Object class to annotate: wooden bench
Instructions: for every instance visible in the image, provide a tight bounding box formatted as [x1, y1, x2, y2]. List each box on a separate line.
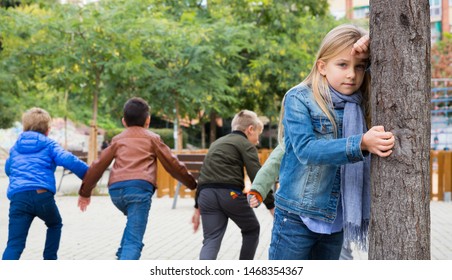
[172, 153, 205, 209]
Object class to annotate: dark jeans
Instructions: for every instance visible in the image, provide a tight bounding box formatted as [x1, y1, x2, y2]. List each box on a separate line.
[2, 190, 62, 260]
[198, 188, 260, 260]
[269, 207, 343, 260]
[109, 180, 154, 260]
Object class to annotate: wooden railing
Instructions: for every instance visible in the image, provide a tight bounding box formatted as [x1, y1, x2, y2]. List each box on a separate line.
[431, 150, 452, 201]
[155, 148, 273, 198]
[156, 149, 208, 198]
[156, 149, 450, 202]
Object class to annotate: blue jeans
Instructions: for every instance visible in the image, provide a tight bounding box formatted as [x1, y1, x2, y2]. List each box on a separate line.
[269, 207, 343, 260]
[109, 180, 154, 260]
[2, 190, 62, 260]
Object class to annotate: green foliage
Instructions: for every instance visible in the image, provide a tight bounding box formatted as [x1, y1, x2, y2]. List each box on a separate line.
[0, 0, 334, 135]
[151, 128, 188, 149]
[104, 127, 187, 150]
[204, 0, 336, 121]
[0, 0, 58, 9]
[104, 127, 123, 141]
[0, 0, 20, 8]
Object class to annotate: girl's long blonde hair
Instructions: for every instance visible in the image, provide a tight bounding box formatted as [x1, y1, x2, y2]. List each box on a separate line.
[278, 24, 371, 146]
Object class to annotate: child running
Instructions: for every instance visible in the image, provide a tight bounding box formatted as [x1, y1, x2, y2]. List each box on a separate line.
[192, 110, 274, 260]
[78, 97, 197, 260]
[2, 107, 88, 260]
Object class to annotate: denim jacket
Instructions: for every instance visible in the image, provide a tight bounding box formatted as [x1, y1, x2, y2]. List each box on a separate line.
[277, 83, 365, 223]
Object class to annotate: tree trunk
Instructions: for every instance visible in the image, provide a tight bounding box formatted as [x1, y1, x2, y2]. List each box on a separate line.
[176, 105, 183, 151]
[369, 0, 431, 259]
[209, 110, 217, 145]
[87, 69, 101, 165]
[268, 117, 273, 148]
[174, 101, 183, 151]
[199, 111, 206, 149]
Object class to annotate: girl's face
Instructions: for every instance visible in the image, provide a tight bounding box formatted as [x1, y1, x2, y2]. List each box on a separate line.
[317, 46, 368, 95]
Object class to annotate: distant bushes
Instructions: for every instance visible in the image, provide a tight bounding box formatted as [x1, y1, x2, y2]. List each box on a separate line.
[104, 127, 187, 149]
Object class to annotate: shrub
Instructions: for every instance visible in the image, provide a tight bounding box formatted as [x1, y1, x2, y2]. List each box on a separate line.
[103, 127, 188, 149]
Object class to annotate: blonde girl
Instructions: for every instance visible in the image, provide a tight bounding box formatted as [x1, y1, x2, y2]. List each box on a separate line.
[255, 24, 395, 260]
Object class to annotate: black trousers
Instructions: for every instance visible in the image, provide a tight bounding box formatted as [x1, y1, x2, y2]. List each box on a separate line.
[198, 188, 260, 260]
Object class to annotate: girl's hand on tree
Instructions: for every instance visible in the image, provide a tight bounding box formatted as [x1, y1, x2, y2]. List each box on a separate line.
[351, 34, 370, 58]
[361, 126, 395, 157]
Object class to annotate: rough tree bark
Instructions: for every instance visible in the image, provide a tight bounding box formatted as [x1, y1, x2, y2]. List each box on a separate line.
[369, 0, 431, 259]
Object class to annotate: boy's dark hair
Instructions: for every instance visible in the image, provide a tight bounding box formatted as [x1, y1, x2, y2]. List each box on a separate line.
[123, 97, 150, 127]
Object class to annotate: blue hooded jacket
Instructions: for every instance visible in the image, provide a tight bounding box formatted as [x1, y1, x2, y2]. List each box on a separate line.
[5, 131, 88, 199]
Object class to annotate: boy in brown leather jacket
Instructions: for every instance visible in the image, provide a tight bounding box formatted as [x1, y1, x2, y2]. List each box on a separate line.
[78, 97, 197, 260]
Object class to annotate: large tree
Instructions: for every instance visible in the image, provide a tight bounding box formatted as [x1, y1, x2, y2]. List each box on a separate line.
[369, 0, 431, 259]
[0, 4, 54, 128]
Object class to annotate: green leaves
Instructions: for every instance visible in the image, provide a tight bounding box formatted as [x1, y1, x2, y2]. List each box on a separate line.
[0, 0, 334, 132]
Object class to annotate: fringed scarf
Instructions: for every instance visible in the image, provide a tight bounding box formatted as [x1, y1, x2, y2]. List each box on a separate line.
[330, 87, 370, 251]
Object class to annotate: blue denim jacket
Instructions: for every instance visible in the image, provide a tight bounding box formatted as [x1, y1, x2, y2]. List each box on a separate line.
[277, 83, 365, 223]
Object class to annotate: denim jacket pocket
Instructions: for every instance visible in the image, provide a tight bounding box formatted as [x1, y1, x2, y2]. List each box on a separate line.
[311, 116, 334, 139]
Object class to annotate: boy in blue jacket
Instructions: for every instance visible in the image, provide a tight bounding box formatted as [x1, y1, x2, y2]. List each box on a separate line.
[2, 107, 88, 260]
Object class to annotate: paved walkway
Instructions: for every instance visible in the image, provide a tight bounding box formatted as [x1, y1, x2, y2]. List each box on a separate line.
[0, 168, 451, 260]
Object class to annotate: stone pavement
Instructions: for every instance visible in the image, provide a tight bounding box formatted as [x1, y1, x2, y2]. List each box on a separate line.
[0, 168, 451, 260]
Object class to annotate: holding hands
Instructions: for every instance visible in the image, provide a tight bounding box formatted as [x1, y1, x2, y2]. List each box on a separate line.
[247, 193, 275, 216]
[247, 194, 261, 208]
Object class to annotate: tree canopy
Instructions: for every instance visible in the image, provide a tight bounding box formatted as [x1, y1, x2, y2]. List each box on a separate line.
[1, 0, 338, 147]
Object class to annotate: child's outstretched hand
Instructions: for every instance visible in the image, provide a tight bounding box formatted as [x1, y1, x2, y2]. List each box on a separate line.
[361, 126, 395, 157]
[78, 196, 91, 212]
[192, 208, 201, 233]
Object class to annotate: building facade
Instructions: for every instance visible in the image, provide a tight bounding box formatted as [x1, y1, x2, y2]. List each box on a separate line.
[328, 0, 451, 42]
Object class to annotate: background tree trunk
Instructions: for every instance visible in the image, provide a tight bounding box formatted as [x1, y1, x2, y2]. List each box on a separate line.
[209, 111, 217, 145]
[369, 0, 431, 259]
[87, 68, 101, 165]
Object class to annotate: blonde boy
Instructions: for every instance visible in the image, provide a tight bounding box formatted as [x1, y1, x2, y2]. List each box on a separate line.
[192, 110, 274, 260]
[3, 108, 88, 259]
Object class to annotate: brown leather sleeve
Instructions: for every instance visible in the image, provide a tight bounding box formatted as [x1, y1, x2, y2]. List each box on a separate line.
[78, 145, 115, 197]
[153, 137, 197, 190]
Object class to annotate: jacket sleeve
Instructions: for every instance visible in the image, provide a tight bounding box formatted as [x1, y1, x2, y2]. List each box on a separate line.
[283, 90, 364, 165]
[51, 142, 89, 179]
[153, 137, 197, 190]
[5, 156, 11, 176]
[78, 145, 115, 198]
[249, 144, 284, 199]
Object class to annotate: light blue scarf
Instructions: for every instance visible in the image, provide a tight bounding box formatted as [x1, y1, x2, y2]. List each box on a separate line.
[330, 87, 370, 250]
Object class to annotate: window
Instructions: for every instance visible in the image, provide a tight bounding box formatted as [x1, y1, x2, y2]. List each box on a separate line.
[353, 6, 369, 19]
[430, 0, 442, 18]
